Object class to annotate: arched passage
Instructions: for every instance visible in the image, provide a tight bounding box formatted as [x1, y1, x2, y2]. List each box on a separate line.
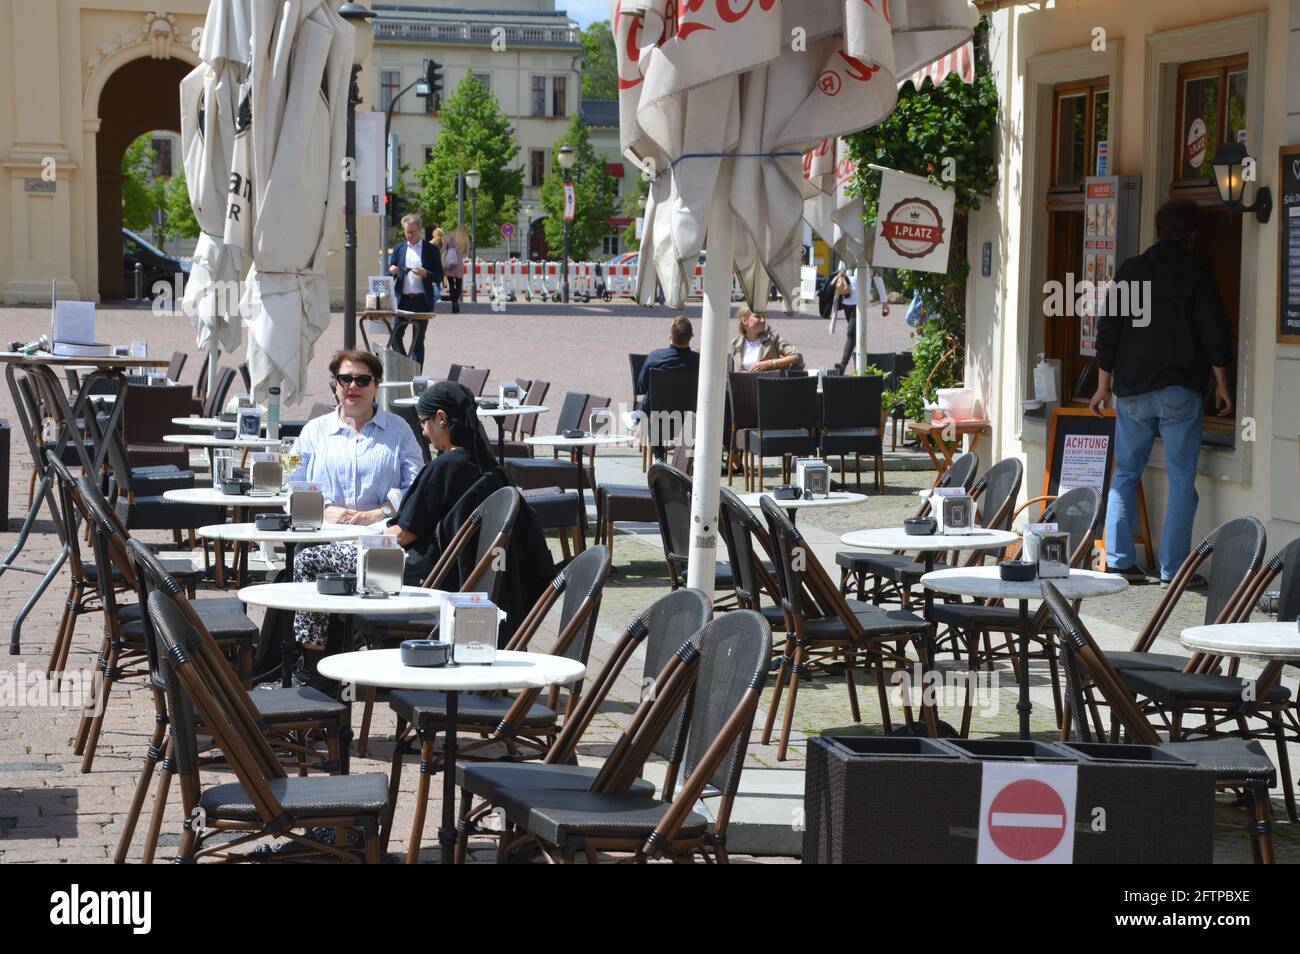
[95, 55, 191, 299]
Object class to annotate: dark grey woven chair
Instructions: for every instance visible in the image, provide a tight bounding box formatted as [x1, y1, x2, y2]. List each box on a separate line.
[491, 608, 769, 863]
[385, 545, 612, 860]
[760, 496, 928, 757]
[1040, 579, 1277, 864]
[835, 450, 979, 601]
[745, 374, 818, 491]
[148, 591, 388, 863]
[726, 370, 762, 489]
[201, 366, 237, 417]
[166, 350, 187, 383]
[819, 374, 885, 492]
[647, 461, 734, 599]
[644, 366, 698, 461]
[458, 366, 491, 396]
[718, 486, 785, 633]
[504, 390, 589, 489]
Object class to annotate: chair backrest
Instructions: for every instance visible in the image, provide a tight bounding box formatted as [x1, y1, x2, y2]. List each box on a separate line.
[1039, 485, 1103, 567]
[865, 352, 896, 386]
[123, 383, 193, 445]
[237, 361, 251, 393]
[629, 353, 649, 401]
[760, 495, 818, 620]
[647, 461, 693, 571]
[581, 393, 611, 431]
[646, 367, 698, 417]
[719, 486, 770, 608]
[942, 451, 980, 493]
[1202, 516, 1266, 626]
[458, 366, 490, 396]
[433, 484, 521, 600]
[203, 366, 237, 417]
[1040, 580, 1160, 746]
[821, 374, 884, 430]
[1275, 539, 1300, 623]
[515, 378, 549, 439]
[757, 374, 818, 432]
[971, 457, 1023, 530]
[195, 356, 211, 400]
[148, 591, 204, 781]
[727, 371, 762, 433]
[554, 391, 588, 433]
[167, 351, 187, 382]
[447, 363, 469, 382]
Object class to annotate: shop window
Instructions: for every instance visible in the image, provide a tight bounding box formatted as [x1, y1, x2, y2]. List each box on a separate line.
[381, 70, 401, 112]
[530, 76, 546, 117]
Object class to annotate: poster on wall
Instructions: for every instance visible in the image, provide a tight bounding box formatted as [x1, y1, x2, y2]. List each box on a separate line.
[870, 167, 956, 274]
[1279, 145, 1300, 344]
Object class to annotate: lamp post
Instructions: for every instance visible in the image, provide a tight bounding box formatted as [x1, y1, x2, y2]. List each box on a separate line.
[521, 203, 535, 261]
[465, 168, 481, 302]
[1210, 141, 1272, 224]
[339, 2, 375, 350]
[558, 145, 576, 304]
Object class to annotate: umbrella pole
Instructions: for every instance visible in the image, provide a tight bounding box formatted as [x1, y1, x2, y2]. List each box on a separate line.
[207, 343, 220, 402]
[685, 167, 735, 599]
[855, 279, 868, 373]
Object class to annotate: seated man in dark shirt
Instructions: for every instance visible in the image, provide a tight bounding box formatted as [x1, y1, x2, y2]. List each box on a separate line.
[637, 315, 699, 399]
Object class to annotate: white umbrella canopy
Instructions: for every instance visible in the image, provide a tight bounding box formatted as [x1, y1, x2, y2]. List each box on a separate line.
[180, 0, 252, 363]
[803, 137, 866, 269]
[232, 0, 352, 406]
[615, 0, 978, 594]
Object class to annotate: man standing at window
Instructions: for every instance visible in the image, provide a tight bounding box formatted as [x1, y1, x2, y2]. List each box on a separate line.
[1090, 199, 1233, 585]
[388, 213, 443, 368]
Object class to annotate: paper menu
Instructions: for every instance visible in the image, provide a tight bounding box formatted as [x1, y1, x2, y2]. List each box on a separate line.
[52, 300, 95, 345]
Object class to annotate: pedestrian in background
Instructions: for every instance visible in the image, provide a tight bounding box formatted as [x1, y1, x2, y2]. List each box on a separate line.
[429, 227, 446, 310]
[834, 264, 889, 373]
[444, 225, 468, 314]
[388, 213, 443, 368]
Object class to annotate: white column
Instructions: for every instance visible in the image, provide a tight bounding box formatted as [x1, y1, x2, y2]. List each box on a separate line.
[855, 267, 868, 373]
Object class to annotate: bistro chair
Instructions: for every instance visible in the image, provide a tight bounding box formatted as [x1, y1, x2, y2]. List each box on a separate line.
[166, 350, 187, 383]
[718, 486, 784, 632]
[725, 370, 763, 489]
[447, 363, 471, 383]
[889, 352, 915, 447]
[647, 462, 735, 603]
[1041, 580, 1277, 864]
[643, 367, 698, 462]
[385, 545, 611, 860]
[201, 366, 237, 418]
[490, 610, 769, 864]
[819, 373, 886, 492]
[458, 366, 491, 397]
[503, 390, 588, 490]
[148, 592, 388, 863]
[746, 375, 818, 491]
[450, 588, 711, 860]
[123, 382, 193, 469]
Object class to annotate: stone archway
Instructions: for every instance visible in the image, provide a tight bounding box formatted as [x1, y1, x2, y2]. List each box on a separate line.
[93, 55, 193, 299]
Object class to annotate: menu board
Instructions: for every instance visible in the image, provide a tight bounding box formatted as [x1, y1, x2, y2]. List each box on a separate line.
[1080, 176, 1142, 356]
[1280, 145, 1300, 344]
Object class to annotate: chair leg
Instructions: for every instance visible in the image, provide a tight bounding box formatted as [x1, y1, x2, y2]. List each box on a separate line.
[854, 454, 861, 490]
[1271, 723, 1297, 823]
[558, 526, 572, 561]
[1248, 780, 1275, 864]
[78, 641, 122, 772]
[405, 733, 437, 864]
[358, 687, 376, 758]
[762, 635, 794, 745]
[776, 641, 807, 761]
[381, 719, 409, 851]
[142, 740, 174, 865]
[843, 648, 861, 723]
[114, 693, 168, 863]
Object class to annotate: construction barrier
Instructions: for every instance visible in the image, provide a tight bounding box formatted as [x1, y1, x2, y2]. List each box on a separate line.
[465, 259, 744, 302]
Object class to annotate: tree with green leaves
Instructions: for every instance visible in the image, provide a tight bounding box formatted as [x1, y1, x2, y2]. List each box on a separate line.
[620, 173, 648, 252]
[580, 20, 618, 101]
[121, 134, 163, 232]
[414, 73, 522, 247]
[539, 114, 618, 261]
[163, 168, 200, 241]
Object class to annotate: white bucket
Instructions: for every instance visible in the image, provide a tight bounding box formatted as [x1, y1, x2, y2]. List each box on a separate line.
[936, 387, 974, 420]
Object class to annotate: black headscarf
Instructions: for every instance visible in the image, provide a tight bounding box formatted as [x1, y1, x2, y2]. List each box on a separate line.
[417, 381, 497, 471]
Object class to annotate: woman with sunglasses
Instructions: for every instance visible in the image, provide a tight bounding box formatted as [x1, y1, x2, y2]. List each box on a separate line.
[291, 349, 424, 526]
[290, 381, 496, 648]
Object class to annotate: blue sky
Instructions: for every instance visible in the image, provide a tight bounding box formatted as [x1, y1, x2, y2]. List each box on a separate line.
[563, 0, 609, 28]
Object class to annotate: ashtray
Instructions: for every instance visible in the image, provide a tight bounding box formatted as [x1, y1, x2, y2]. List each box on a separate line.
[400, 639, 451, 667]
[1000, 560, 1037, 582]
[904, 516, 937, 536]
[478, 399, 499, 410]
[772, 485, 799, 501]
[220, 479, 251, 496]
[214, 429, 237, 440]
[254, 513, 291, 531]
[316, 572, 356, 595]
[218, 412, 237, 423]
[561, 428, 586, 439]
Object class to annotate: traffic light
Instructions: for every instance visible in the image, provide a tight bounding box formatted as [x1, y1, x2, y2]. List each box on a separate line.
[424, 59, 444, 109]
[386, 192, 404, 222]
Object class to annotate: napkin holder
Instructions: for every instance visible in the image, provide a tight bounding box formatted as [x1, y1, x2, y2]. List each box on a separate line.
[410, 375, 431, 398]
[589, 407, 616, 438]
[1034, 530, 1071, 579]
[288, 489, 325, 531]
[400, 639, 451, 668]
[236, 407, 261, 439]
[357, 539, 405, 598]
[442, 593, 499, 665]
[934, 490, 974, 535]
[772, 485, 799, 501]
[248, 460, 282, 497]
[499, 382, 522, 408]
[795, 458, 831, 498]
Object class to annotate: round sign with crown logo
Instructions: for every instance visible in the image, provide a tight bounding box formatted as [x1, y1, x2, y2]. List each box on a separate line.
[881, 196, 946, 259]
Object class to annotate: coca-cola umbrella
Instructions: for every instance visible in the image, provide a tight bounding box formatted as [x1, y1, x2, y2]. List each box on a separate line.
[616, 0, 977, 593]
[228, 0, 352, 406]
[180, 0, 252, 390]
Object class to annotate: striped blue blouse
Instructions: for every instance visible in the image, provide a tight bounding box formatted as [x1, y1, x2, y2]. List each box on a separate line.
[293, 406, 424, 511]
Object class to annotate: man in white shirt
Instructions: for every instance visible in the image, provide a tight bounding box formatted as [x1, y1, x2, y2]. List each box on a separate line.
[836, 265, 890, 372]
[388, 213, 443, 368]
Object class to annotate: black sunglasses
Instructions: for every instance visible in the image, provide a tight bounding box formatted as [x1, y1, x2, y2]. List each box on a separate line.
[334, 373, 375, 388]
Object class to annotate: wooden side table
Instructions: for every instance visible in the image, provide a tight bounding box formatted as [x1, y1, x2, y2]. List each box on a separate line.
[908, 419, 991, 475]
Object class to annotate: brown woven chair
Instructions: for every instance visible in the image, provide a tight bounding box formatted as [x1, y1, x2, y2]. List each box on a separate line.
[458, 366, 490, 396]
[166, 350, 187, 383]
[123, 382, 193, 469]
[1041, 580, 1277, 864]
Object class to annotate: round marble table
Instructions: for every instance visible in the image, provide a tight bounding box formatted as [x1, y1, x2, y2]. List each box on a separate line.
[478, 404, 548, 460]
[171, 416, 228, 431]
[163, 433, 279, 449]
[200, 520, 381, 595]
[165, 487, 290, 508]
[921, 566, 1127, 739]
[1180, 622, 1300, 662]
[525, 433, 634, 541]
[739, 490, 867, 524]
[318, 648, 586, 865]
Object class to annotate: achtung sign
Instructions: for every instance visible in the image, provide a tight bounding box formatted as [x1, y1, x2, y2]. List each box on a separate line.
[870, 167, 956, 274]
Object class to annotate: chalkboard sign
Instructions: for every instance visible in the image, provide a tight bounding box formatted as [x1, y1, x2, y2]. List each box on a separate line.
[1280, 146, 1300, 344]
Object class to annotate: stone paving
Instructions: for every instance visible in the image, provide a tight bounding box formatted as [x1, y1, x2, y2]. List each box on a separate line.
[0, 302, 1294, 863]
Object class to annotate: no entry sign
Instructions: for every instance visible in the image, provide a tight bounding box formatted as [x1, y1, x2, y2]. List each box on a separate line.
[977, 764, 1077, 864]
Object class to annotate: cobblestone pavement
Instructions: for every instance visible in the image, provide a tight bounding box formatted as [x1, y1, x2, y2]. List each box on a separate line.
[0, 303, 1293, 863]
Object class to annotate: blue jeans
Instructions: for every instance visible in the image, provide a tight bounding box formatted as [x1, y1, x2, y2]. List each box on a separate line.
[1105, 385, 1203, 580]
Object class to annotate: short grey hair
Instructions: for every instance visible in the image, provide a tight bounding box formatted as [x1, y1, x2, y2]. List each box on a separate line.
[401, 213, 423, 229]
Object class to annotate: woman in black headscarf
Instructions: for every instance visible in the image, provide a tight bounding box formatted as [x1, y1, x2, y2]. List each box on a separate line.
[291, 381, 497, 646]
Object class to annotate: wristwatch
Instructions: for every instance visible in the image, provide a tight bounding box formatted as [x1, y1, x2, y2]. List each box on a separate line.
[381, 499, 397, 519]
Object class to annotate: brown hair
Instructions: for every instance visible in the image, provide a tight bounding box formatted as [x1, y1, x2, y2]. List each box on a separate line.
[670, 316, 693, 346]
[431, 227, 445, 248]
[1155, 198, 1199, 243]
[328, 349, 383, 381]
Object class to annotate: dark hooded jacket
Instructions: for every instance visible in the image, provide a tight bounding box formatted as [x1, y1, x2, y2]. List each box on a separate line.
[1094, 238, 1232, 397]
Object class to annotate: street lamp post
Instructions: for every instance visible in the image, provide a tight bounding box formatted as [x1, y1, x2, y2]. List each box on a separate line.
[339, 2, 375, 351]
[558, 145, 576, 304]
[465, 168, 481, 302]
[522, 203, 535, 262]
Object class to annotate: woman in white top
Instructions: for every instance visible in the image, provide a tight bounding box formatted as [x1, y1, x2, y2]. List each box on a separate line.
[728, 306, 804, 373]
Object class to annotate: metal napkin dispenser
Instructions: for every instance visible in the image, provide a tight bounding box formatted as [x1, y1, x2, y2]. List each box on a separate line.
[499, 382, 522, 408]
[249, 459, 282, 496]
[288, 489, 325, 530]
[356, 538, 405, 597]
[934, 489, 975, 535]
[1031, 529, 1071, 579]
[795, 458, 831, 498]
[442, 593, 499, 665]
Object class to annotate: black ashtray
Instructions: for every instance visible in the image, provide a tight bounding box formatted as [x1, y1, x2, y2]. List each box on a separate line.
[1000, 560, 1036, 582]
[254, 513, 291, 531]
[220, 479, 251, 496]
[400, 638, 451, 667]
[904, 516, 936, 535]
[772, 484, 799, 501]
[561, 428, 586, 439]
[214, 429, 237, 440]
[218, 412, 237, 423]
[316, 572, 356, 595]
[478, 399, 499, 410]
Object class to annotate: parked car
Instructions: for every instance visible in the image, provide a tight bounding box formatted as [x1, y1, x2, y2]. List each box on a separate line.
[122, 228, 189, 298]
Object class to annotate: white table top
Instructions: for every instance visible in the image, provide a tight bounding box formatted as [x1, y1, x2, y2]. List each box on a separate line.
[198, 521, 383, 544]
[165, 487, 290, 507]
[238, 581, 448, 616]
[318, 648, 585, 692]
[920, 566, 1127, 601]
[839, 527, 1021, 552]
[1180, 622, 1300, 661]
[0, 352, 170, 368]
[171, 416, 228, 430]
[524, 433, 633, 449]
[164, 433, 280, 449]
[379, 380, 417, 390]
[477, 404, 548, 418]
[740, 491, 868, 510]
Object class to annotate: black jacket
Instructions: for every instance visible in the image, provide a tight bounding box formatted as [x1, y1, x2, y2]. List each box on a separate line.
[389, 240, 444, 303]
[637, 345, 699, 396]
[1095, 238, 1232, 397]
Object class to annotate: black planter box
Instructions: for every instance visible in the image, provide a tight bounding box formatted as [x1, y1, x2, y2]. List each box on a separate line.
[803, 736, 1216, 864]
